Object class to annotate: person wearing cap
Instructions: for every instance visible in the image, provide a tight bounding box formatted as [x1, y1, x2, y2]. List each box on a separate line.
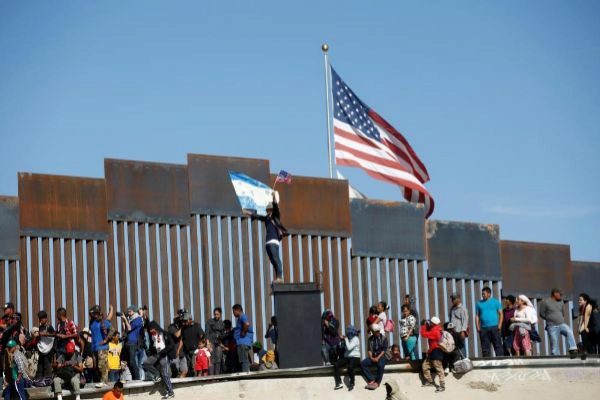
[121, 305, 143, 380]
[449, 293, 469, 355]
[78, 327, 95, 384]
[4, 339, 29, 400]
[35, 310, 56, 379]
[53, 341, 83, 400]
[333, 325, 360, 391]
[360, 323, 388, 390]
[179, 311, 205, 377]
[420, 316, 445, 392]
[539, 288, 578, 357]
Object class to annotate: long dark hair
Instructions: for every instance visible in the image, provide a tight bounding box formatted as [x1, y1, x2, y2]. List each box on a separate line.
[579, 293, 591, 311]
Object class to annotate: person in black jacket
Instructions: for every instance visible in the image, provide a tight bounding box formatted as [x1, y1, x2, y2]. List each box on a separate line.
[259, 191, 288, 283]
[142, 321, 175, 399]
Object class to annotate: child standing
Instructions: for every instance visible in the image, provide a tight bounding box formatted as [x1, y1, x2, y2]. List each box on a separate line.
[194, 338, 211, 376]
[107, 332, 122, 382]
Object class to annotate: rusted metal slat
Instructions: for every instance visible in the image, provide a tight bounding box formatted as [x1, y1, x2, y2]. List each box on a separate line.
[416, 261, 428, 355]
[64, 240, 74, 321]
[31, 237, 40, 319]
[389, 259, 400, 347]
[261, 225, 273, 324]
[241, 218, 252, 319]
[210, 218, 222, 309]
[190, 217, 201, 320]
[116, 223, 128, 315]
[220, 218, 231, 315]
[180, 224, 191, 313]
[106, 224, 117, 327]
[340, 239, 351, 331]
[311, 237, 319, 285]
[351, 257, 360, 328]
[86, 240, 96, 312]
[0, 261, 5, 303]
[9, 259, 18, 306]
[0, 196, 20, 260]
[19, 245, 29, 324]
[169, 225, 181, 310]
[128, 224, 139, 307]
[301, 236, 310, 283]
[148, 224, 160, 323]
[379, 259, 389, 313]
[427, 277, 436, 320]
[97, 241, 107, 311]
[200, 216, 212, 321]
[321, 237, 331, 311]
[75, 240, 85, 327]
[369, 258, 378, 308]
[282, 236, 291, 283]
[53, 239, 63, 311]
[360, 258, 369, 322]
[42, 238, 51, 313]
[138, 224, 148, 309]
[159, 224, 170, 325]
[230, 218, 241, 319]
[251, 219, 264, 347]
[291, 235, 300, 283]
[331, 238, 341, 317]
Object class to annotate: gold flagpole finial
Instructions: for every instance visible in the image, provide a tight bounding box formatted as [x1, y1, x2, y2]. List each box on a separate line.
[321, 43, 329, 52]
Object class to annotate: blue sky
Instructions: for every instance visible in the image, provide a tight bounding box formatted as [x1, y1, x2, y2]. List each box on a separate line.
[1, 1, 599, 260]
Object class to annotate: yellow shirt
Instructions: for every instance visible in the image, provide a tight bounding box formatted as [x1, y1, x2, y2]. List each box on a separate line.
[107, 342, 122, 370]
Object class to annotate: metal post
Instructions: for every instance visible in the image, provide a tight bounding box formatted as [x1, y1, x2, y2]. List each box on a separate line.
[322, 44, 334, 179]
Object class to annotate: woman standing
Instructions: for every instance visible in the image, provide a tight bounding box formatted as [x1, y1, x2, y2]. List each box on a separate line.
[510, 295, 537, 356]
[399, 305, 417, 360]
[578, 293, 593, 356]
[260, 191, 288, 283]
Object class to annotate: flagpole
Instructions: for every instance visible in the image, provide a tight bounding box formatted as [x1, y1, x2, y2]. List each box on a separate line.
[322, 43, 334, 179]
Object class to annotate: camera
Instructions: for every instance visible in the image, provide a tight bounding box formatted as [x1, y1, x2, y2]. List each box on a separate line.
[116, 311, 123, 317]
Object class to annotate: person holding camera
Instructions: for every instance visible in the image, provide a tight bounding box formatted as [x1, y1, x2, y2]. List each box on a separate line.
[420, 317, 445, 393]
[120, 305, 143, 380]
[168, 310, 187, 378]
[90, 304, 114, 387]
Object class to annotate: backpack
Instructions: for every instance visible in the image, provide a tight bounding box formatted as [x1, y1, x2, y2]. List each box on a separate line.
[25, 350, 39, 378]
[438, 331, 456, 353]
[384, 319, 394, 333]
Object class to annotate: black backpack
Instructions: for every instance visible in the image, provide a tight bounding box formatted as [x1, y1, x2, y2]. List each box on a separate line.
[589, 308, 600, 335]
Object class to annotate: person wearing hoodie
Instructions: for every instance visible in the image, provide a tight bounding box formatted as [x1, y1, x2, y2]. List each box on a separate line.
[384, 380, 409, 400]
[420, 316, 445, 393]
[121, 305, 143, 380]
[510, 294, 537, 356]
[142, 321, 175, 399]
[333, 325, 361, 391]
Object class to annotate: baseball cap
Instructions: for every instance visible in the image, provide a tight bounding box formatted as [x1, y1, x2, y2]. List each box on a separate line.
[430, 316, 441, 325]
[7, 339, 17, 348]
[65, 342, 76, 354]
[126, 305, 137, 313]
[3, 302, 14, 310]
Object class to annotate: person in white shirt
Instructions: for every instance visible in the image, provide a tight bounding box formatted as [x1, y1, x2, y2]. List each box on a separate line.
[333, 325, 361, 391]
[509, 295, 537, 356]
[375, 301, 389, 333]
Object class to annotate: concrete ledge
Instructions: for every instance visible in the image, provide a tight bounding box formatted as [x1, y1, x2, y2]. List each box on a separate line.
[27, 356, 600, 399]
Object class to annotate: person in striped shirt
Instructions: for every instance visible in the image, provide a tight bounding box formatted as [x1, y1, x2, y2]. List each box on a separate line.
[5, 339, 29, 400]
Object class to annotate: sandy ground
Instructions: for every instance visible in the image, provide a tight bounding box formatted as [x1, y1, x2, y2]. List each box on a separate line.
[127, 367, 600, 400]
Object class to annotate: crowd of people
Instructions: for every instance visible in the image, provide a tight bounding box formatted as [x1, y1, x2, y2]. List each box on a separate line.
[0, 301, 277, 400]
[0, 286, 597, 399]
[323, 288, 599, 393]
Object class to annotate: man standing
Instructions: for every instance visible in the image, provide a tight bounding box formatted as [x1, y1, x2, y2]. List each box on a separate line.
[539, 288, 578, 357]
[35, 310, 56, 379]
[205, 307, 224, 375]
[121, 305, 143, 380]
[360, 324, 388, 390]
[449, 293, 469, 354]
[476, 287, 503, 357]
[180, 312, 205, 376]
[232, 304, 254, 372]
[501, 295, 516, 356]
[90, 305, 114, 387]
[4, 339, 29, 400]
[56, 307, 79, 355]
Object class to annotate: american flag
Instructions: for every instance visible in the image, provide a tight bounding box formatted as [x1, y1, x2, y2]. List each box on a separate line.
[331, 66, 434, 217]
[275, 170, 292, 184]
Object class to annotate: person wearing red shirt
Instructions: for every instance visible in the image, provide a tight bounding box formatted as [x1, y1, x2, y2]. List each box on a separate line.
[420, 317, 445, 393]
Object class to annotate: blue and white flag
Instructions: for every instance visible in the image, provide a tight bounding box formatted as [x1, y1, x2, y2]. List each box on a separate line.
[229, 171, 273, 216]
